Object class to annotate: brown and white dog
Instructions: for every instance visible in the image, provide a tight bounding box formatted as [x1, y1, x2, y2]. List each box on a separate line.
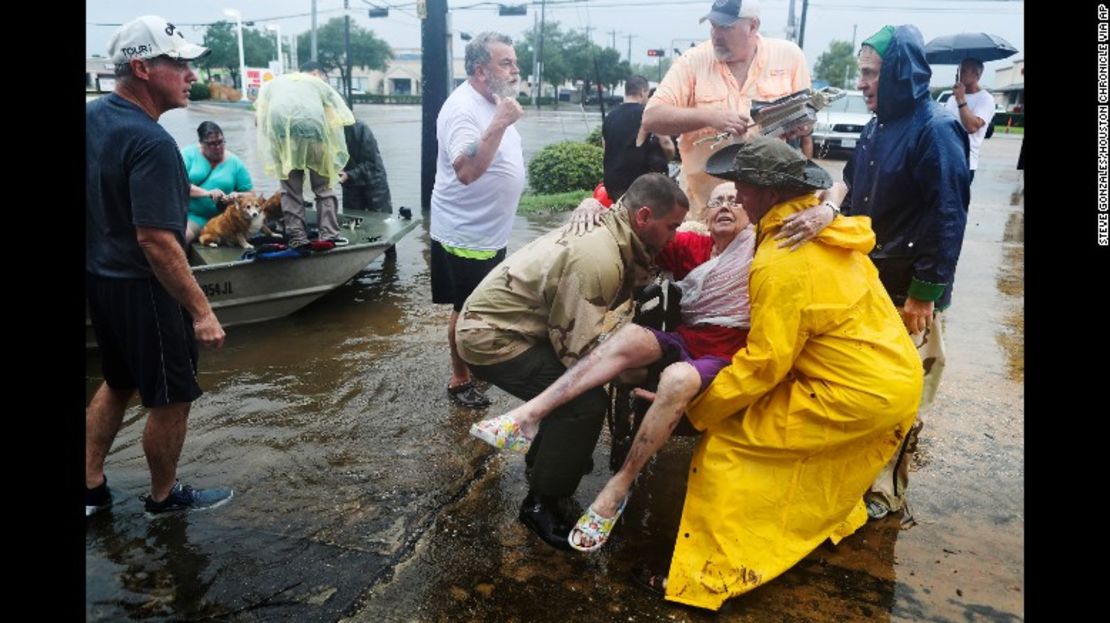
[257, 191, 284, 236]
[198, 192, 264, 249]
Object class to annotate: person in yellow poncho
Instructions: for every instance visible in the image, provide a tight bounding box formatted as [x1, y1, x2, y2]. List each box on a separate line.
[642, 136, 923, 611]
[255, 61, 355, 250]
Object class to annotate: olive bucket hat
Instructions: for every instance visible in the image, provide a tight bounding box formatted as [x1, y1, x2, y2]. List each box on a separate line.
[705, 136, 832, 192]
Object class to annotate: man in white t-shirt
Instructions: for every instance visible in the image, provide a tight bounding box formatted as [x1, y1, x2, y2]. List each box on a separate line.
[430, 31, 525, 409]
[945, 57, 995, 183]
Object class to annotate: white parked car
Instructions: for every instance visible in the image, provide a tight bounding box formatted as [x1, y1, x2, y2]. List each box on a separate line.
[811, 90, 873, 155]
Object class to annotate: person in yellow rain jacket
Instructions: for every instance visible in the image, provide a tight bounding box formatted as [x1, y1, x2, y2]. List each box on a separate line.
[256, 61, 355, 250]
[643, 136, 923, 611]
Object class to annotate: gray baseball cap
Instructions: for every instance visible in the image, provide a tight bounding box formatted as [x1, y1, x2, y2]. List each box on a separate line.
[699, 0, 761, 27]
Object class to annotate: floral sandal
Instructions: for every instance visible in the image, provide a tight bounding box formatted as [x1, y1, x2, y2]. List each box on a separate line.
[468, 413, 532, 454]
[567, 496, 628, 552]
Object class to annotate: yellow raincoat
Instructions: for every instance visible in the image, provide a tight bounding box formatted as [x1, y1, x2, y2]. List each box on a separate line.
[667, 194, 923, 610]
[255, 72, 355, 186]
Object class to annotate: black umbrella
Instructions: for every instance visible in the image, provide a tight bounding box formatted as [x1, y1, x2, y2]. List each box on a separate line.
[924, 32, 1018, 65]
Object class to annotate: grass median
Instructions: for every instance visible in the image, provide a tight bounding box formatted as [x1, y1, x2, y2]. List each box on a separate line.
[518, 190, 593, 214]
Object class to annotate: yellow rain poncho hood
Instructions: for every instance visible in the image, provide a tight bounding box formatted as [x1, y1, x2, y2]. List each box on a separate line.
[255, 72, 355, 185]
[666, 194, 924, 610]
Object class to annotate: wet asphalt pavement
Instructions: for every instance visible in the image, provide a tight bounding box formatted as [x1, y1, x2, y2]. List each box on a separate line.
[86, 102, 1023, 622]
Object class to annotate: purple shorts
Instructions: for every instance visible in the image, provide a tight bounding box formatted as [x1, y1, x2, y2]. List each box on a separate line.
[645, 327, 730, 393]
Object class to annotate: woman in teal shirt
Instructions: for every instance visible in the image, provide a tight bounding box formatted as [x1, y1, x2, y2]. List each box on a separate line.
[182, 121, 254, 243]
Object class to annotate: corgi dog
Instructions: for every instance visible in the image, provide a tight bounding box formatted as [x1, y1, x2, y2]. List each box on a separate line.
[198, 192, 263, 249]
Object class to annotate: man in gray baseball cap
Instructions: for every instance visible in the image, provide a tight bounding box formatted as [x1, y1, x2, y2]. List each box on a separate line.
[86, 16, 232, 518]
[642, 0, 820, 221]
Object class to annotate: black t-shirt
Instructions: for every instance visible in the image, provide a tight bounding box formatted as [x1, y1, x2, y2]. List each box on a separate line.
[86, 93, 190, 278]
[602, 102, 667, 200]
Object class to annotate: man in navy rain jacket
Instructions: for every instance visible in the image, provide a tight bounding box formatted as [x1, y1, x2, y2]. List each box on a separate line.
[842, 24, 970, 519]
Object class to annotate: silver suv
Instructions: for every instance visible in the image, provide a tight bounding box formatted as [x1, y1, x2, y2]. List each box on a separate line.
[812, 90, 873, 155]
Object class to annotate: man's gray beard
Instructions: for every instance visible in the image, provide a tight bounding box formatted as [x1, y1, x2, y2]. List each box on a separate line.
[490, 76, 518, 99]
[714, 47, 734, 62]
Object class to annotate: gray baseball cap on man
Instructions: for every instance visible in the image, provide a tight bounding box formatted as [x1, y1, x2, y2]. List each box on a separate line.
[699, 0, 762, 26]
[108, 15, 210, 64]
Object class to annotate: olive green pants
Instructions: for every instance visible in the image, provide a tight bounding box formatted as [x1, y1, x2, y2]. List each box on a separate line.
[469, 343, 608, 498]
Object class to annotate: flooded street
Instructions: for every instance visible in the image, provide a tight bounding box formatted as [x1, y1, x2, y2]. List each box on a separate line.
[86, 103, 1023, 622]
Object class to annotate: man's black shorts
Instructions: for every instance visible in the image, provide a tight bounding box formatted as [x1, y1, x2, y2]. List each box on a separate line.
[87, 273, 202, 408]
[430, 240, 506, 312]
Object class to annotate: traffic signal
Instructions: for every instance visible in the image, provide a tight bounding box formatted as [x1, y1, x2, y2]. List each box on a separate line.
[368, 8, 389, 18]
[646, 49, 666, 57]
[498, 4, 527, 15]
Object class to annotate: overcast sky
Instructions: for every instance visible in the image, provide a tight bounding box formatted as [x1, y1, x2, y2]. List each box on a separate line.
[86, 0, 1025, 88]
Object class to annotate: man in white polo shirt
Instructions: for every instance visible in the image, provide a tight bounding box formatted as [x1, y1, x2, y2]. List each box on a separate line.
[430, 31, 525, 409]
[945, 57, 995, 183]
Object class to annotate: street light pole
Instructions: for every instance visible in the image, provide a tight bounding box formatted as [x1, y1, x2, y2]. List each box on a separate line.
[266, 24, 283, 73]
[224, 8, 249, 101]
[311, 0, 318, 61]
[344, 0, 352, 103]
[536, 0, 546, 110]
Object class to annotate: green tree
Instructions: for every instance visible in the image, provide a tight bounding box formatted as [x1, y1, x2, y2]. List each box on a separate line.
[516, 24, 631, 104]
[242, 27, 277, 67]
[296, 18, 392, 90]
[199, 21, 238, 83]
[198, 21, 281, 86]
[814, 40, 857, 89]
[631, 58, 673, 83]
[595, 48, 631, 92]
[564, 34, 631, 97]
[515, 22, 572, 104]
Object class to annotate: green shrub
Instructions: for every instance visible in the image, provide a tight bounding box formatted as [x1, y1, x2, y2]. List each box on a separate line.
[517, 96, 559, 107]
[527, 141, 604, 194]
[189, 82, 211, 101]
[585, 126, 603, 147]
[518, 190, 592, 214]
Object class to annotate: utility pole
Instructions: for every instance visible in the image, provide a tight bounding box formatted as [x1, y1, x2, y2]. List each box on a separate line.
[843, 23, 858, 88]
[787, 0, 797, 42]
[422, 0, 449, 210]
[798, 0, 809, 50]
[608, 30, 618, 50]
[531, 8, 539, 107]
[625, 34, 636, 64]
[311, 0, 318, 61]
[536, 0, 546, 109]
[344, 0, 352, 103]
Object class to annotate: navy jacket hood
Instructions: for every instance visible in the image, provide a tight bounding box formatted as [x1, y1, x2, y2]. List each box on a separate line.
[875, 25, 933, 123]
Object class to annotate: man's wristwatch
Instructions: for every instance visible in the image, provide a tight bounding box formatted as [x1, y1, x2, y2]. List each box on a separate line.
[822, 200, 841, 216]
[957, 101, 967, 108]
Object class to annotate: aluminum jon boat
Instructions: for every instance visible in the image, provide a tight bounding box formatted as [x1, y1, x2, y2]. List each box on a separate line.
[86, 209, 420, 349]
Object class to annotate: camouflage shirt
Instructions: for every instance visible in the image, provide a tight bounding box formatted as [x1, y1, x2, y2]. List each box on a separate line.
[456, 206, 655, 368]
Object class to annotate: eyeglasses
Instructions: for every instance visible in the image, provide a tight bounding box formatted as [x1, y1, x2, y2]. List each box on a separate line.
[202, 139, 226, 147]
[706, 198, 738, 209]
[149, 56, 194, 71]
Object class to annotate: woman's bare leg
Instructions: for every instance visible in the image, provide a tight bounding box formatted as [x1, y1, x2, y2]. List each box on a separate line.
[500, 324, 663, 438]
[580, 362, 702, 541]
